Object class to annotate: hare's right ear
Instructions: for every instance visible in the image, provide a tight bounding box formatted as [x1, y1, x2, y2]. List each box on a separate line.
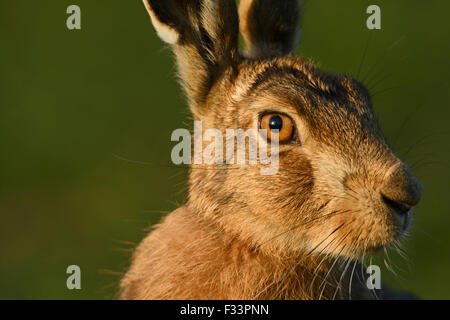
[239, 0, 301, 58]
[143, 0, 240, 117]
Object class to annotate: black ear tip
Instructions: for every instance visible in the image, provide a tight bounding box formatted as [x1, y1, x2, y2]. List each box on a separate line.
[142, 0, 241, 109]
[239, 0, 302, 58]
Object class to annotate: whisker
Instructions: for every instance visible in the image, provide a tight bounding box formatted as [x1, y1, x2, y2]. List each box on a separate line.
[253, 223, 346, 300]
[361, 35, 405, 84]
[333, 242, 360, 300]
[371, 85, 402, 98]
[255, 209, 351, 251]
[356, 32, 374, 80]
[318, 228, 355, 299]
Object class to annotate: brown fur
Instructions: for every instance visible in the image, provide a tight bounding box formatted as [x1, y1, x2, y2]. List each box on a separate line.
[120, 0, 423, 300]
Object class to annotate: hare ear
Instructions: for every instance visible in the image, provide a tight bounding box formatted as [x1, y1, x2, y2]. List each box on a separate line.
[143, 0, 240, 117]
[239, 0, 301, 58]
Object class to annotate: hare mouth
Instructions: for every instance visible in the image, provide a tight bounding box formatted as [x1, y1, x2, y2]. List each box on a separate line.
[381, 194, 414, 236]
[394, 209, 413, 235]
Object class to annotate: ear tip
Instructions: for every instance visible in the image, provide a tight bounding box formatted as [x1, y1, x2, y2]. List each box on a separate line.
[143, 0, 180, 45]
[142, 0, 151, 11]
[238, 0, 302, 58]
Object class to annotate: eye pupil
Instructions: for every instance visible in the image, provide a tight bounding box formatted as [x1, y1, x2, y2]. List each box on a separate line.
[269, 116, 283, 131]
[260, 113, 296, 143]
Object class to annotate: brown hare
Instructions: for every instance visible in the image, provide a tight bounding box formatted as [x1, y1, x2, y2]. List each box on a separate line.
[120, 0, 423, 300]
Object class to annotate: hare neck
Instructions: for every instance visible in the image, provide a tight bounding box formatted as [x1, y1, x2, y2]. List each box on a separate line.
[179, 205, 372, 299]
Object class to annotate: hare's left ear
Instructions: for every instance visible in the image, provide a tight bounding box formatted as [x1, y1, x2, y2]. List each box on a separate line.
[143, 0, 240, 117]
[239, 0, 301, 58]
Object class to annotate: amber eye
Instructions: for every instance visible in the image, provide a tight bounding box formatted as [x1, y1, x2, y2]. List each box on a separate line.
[260, 113, 295, 142]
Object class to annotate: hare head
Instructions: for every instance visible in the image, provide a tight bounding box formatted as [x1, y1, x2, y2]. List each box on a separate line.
[143, 0, 423, 261]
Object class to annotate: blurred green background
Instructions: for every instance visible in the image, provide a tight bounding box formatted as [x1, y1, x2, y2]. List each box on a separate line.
[0, 0, 449, 299]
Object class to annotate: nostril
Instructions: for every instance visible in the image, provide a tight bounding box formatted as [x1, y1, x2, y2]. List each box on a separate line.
[381, 194, 412, 216]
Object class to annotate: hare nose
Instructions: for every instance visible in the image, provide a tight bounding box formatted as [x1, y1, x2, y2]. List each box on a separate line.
[380, 163, 423, 215]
